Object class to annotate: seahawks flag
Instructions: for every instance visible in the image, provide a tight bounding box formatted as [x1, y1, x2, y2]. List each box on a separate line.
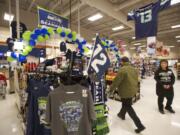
[88, 36, 110, 79]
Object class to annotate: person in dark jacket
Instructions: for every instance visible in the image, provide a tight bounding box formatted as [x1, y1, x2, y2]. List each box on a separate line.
[154, 59, 175, 114]
[110, 57, 145, 133]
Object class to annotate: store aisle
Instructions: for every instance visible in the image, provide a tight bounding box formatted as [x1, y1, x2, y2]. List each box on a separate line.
[107, 77, 180, 135]
[0, 94, 23, 135]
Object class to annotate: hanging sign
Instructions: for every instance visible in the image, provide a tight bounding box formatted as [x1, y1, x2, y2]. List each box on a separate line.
[147, 36, 156, 56]
[38, 7, 68, 28]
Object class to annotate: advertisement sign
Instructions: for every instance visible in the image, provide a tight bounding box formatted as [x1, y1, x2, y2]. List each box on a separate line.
[147, 36, 156, 55]
[38, 7, 68, 28]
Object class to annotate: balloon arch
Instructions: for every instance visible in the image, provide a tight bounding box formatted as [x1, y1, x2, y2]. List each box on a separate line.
[7, 27, 120, 62]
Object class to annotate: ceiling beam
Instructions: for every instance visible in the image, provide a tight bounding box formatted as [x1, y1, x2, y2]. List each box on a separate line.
[114, 0, 143, 11]
[28, 0, 36, 11]
[81, 0, 134, 29]
[51, 0, 62, 11]
[61, 1, 85, 17]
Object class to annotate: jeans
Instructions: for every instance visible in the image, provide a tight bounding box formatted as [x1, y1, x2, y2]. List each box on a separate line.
[158, 92, 174, 110]
[118, 98, 144, 128]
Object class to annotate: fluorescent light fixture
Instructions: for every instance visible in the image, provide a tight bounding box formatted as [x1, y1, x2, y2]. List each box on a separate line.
[88, 13, 103, 22]
[171, 0, 180, 5]
[134, 43, 141, 46]
[4, 12, 14, 21]
[112, 25, 124, 31]
[130, 47, 136, 50]
[171, 122, 180, 127]
[169, 46, 175, 48]
[175, 35, 180, 38]
[132, 37, 136, 39]
[140, 45, 146, 47]
[177, 40, 180, 42]
[122, 44, 127, 47]
[171, 24, 180, 29]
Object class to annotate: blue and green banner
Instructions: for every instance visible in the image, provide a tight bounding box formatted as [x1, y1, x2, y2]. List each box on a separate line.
[38, 7, 68, 28]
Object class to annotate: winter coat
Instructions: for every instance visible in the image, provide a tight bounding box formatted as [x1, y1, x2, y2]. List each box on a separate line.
[154, 68, 175, 96]
[110, 63, 139, 99]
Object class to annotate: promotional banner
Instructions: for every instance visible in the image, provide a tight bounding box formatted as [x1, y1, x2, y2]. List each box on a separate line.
[147, 36, 156, 55]
[38, 7, 68, 28]
[156, 41, 170, 57]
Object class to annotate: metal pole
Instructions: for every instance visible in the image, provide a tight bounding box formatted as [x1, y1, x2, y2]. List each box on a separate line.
[16, 0, 20, 39]
[9, 0, 12, 37]
[78, 0, 80, 35]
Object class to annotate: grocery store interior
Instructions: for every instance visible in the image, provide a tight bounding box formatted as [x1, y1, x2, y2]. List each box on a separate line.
[0, 0, 180, 135]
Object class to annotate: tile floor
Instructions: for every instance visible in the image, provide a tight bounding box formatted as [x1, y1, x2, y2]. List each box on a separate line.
[0, 77, 180, 135]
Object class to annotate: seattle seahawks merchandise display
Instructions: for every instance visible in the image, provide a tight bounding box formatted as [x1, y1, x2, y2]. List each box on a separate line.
[128, 0, 171, 39]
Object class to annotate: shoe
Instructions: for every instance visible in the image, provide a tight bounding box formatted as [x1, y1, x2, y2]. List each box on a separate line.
[135, 126, 146, 133]
[165, 107, 175, 113]
[117, 113, 125, 120]
[159, 109, 165, 114]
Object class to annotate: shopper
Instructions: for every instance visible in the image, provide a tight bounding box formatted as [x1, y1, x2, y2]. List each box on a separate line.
[154, 59, 175, 114]
[110, 57, 145, 133]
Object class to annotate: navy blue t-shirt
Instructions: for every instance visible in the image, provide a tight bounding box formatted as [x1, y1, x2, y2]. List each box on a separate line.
[26, 79, 51, 135]
[128, 0, 171, 39]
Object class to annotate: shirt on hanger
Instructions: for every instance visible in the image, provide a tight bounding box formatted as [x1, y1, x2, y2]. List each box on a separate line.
[46, 84, 96, 135]
[127, 0, 171, 39]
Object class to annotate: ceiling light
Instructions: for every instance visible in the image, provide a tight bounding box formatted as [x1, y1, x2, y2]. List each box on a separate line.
[171, 24, 180, 29]
[134, 43, 141, 46]
[88, 13, 103, 22]
[132, 37, 136, 39]
[177, 40, 180, 42]
[122, 44, 127, 47]
[169, 46, 175, 48]
[175, 35, 180, 38]
[171, 0, 180, 5]
[112, 25, 124, 31]
[4, 12, 14, 21]
[140, 45, 146, 47]
[130, 47, 136, 50]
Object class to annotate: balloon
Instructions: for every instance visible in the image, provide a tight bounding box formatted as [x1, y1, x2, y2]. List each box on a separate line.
[47, 27, 54, 35]
[22, 31, 31, 41]
[106, 41, 109, 44]
[41, 28, 48, 35]
[67, 33, 73, 39]
[11, 52, 17, 59]
[22, 49, 29, 56]
[25, 45, 33, 52]
[19, 54, 26, 62]
[29, 39, 36, 46]
[82, 40, 87, 45]
[44, 34, 49, 40]
[76, 39, 79, 44]
[7, 56, 15, 62]
[64, 28, 71, 36]
[60, 32, 66, 38]
[31, 34, 38, 40]
[37, 36, 45, 42]
[34, 29, 41, 35]
[83, 47, 89, 53]
[56, 27, 62, 34]
[102, 41, 106, 46]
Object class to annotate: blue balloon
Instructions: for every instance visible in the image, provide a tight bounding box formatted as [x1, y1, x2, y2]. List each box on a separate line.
[76, 39, 80, 44]
[82, 40, 87, 45]
[19, 54, 26, 62]
[60, 32, 66, 38]
[41, 28, 48, 35]
[31, 34, 38, 40]
[104, 46, 109, 49]
[67, 33, 73, 39]
[34, 29, 41, 35]
[106, 41, 109, 44]
[11, 52, 17, 59]
[29, 39, 36, 46]
[78, 44, 83, 50]
[102, 38, 106, 41]
[110, 44, 115, 48]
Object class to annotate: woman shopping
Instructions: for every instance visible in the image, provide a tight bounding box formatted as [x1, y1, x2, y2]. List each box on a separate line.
[154, 59, 175, 114]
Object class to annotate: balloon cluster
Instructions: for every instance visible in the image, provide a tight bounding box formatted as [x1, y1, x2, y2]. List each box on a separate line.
[7, 27, 89, 62]
[101, 38, 121, 61]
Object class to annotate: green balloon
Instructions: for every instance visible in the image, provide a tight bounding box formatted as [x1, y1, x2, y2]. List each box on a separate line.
[37, 36, 45, 42]
[44, 35, 49, 40]
[56, 27, 62, 34]
[25, 45, 33, 52]
[84, 47, 89, 53]
[7, 56, 15, 62]
[72, 31, 77, 41]
[102, 41, 106, 46]
[22, 49, 29, 56]
[48, 27, 54, 35]
[22, 31, 32, 41]
[64, 28, 71, 36]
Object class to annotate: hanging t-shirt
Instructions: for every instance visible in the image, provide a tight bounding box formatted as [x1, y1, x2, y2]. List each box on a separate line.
[127, 0, 171, 39]
[26, 79, 51, 135]
[46, 84, 96, 135]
